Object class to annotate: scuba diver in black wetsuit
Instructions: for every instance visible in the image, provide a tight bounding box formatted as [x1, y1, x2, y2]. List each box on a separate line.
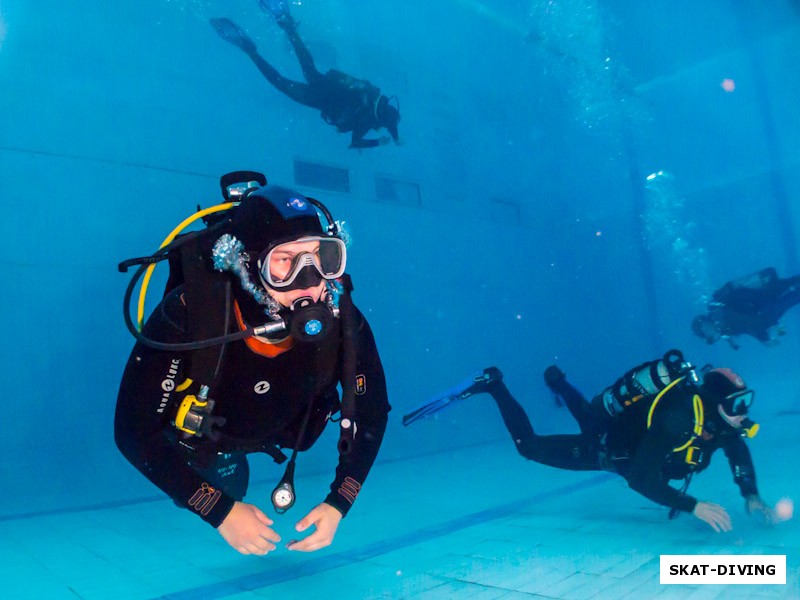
[692, 267, 800, 349]
[210, 1, 401, 150]
[405, 350, 778, 532]
[116, 171, 390, 556]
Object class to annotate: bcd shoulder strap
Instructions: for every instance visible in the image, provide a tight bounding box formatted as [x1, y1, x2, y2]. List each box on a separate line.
[647, 377, 704, 455]
[170, 233, 232, 387]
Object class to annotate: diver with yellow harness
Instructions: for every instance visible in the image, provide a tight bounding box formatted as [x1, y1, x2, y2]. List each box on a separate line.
[404, 349, 777, 531]
[115, 171, 390, 555]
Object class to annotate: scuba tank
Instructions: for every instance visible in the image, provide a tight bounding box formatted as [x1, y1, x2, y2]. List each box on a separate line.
[597, 349, 698, 418]
[726, 268, 777, 292]
[711, 267, 777, 308]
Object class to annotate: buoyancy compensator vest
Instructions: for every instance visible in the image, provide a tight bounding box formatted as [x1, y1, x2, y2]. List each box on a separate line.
[118, 171, 363, 512]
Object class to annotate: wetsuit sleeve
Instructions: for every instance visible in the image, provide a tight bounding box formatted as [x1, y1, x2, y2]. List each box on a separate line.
[324, 309, 390, 516]
[722, 436, 758, 497]
[625, 407, 698, 513]
[349, 133, 381, 149]
[114, 292, 236, 528]
[349, 118, 383, 149]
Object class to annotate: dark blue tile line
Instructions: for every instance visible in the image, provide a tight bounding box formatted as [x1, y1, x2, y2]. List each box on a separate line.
[153, 472, 614, 600]
[0, 495, 166, 523]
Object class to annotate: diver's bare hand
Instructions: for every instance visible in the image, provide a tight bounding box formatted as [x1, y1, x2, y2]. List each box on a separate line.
[745, 494, 778, 525]
[693, 501, 732, 532]
[218, 501, 281, 555]
[287, 502, 342, 552]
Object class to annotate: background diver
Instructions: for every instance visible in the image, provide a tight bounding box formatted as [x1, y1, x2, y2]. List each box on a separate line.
[116, 173, 390, 555]
[692, 267, 800, 349]
[405, 350, 787, 532]
[210, 1, 401, 149]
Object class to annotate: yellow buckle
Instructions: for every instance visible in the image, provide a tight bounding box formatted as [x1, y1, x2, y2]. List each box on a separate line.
[744, 422, 760, 439]
[685, 445, 700, 466]
[175, 395, 208, 435]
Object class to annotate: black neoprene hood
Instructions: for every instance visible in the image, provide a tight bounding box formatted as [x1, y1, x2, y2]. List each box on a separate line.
[229, 185, 324, 256]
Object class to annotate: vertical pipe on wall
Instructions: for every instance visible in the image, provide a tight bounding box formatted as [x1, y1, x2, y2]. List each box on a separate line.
[735, 6, 800, 406]
[735, 7, 800, 273]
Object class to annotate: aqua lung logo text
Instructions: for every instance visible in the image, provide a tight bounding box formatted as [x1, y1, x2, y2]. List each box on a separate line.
[254, 381, 271, 395]
[158, 359, 181, 413]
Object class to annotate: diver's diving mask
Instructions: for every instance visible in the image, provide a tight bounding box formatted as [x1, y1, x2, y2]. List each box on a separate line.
[716, 389, 758, 438]
[726, 389, 755, 415]
[258, 236, 346, 289]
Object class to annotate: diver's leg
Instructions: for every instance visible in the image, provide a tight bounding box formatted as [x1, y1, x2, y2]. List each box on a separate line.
[210, 17, 321, 108]
[516, 434, 603, 471]
[544, 366, 606, 436]
[246, 51, 322, 108]
[486, 379, 602, 471]
[279, 20, 325, 86]
[485, 379, 535, 443]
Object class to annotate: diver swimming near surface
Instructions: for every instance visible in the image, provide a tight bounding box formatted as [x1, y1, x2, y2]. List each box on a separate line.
[210, 0, 401, 149]
[406, 350, 790, 531]
[116, 171, 390, 555]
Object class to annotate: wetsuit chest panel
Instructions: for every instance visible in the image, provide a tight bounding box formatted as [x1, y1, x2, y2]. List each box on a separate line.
[212, 332, 340, 441]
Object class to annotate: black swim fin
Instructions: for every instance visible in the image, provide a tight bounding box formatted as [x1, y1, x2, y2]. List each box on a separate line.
[210, 18, 256, 53]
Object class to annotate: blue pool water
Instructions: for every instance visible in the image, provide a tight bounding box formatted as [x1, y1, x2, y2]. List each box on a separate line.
[1, 1, 798, 598]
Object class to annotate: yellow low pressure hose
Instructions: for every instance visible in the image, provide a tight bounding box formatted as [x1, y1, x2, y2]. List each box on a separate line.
[136, 202, 237, 330]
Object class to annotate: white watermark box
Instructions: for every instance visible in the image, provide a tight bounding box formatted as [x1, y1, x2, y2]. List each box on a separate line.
[660, 555, 786, 584]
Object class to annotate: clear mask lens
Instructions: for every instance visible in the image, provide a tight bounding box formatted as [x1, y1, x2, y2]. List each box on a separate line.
[727, 389, 754, 415]
[259, 236, 346, 288]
